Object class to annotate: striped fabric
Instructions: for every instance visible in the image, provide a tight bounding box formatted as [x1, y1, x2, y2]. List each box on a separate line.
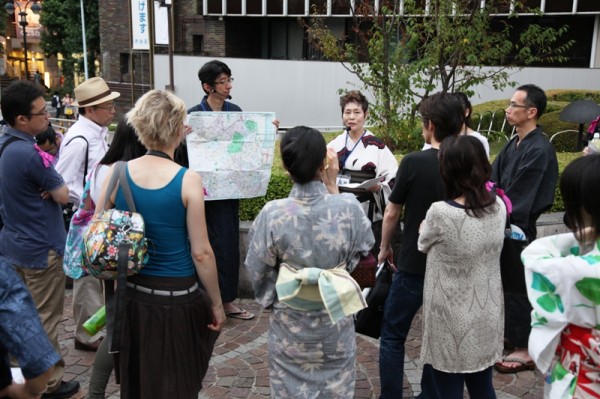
[275, 263, 367, 324]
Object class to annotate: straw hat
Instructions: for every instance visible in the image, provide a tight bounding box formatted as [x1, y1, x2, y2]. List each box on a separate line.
[73, 77, 120, 107]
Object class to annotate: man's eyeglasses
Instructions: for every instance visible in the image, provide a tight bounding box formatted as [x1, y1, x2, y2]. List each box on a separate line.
[507, 102, 530, 109]
[94, 103, 116, 111]
[28, 108, 49, 117]
[214, 77, 234, 85]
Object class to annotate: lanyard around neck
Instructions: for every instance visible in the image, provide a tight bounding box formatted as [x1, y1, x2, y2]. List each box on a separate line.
[146, 150, 173, 161]
[342, 130, 367, 170]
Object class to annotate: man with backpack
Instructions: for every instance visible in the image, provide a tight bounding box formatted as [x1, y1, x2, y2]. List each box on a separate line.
[56, 77, 120, 352]
[0, 81, 80, 398]
[51, 91, 61, 119]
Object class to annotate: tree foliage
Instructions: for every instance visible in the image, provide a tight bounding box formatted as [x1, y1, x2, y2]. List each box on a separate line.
[39, 0, 100, 93]
[305, 0, 574, 151]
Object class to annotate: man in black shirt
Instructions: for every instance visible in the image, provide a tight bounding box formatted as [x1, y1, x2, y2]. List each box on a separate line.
[378, 93, 463, 398]
[492, 84, 558, 373]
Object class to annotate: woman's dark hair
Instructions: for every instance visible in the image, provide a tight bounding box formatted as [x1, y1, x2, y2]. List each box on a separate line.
[340, 90, 368, 114]
[439, 135, 494, 217]
[197, 60, 232, 94]
[100, 119, 147, 165]
[453, 92, 472, 129]
[418, 92, 464, 143]
[280, 126, 326, 184]
[559, 154, 600, 241]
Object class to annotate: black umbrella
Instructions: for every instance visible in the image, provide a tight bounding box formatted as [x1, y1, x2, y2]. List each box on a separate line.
[559, 99, 600, 151]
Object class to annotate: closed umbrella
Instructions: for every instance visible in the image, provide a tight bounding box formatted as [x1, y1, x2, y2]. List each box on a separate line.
[559, 99, 600, 151]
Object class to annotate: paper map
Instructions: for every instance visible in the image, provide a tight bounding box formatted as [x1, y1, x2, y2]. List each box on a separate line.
[186, 111, 277, 200]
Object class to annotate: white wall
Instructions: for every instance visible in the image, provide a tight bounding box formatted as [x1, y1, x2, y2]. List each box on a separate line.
[154, 55, 600, 129]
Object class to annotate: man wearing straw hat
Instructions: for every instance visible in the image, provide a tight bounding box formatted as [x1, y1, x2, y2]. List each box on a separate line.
[56, 77, 120, 352]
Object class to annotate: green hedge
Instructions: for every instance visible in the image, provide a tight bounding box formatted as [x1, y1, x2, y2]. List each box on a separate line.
[240, 89, 598, 221]
[240, 150, 581, 221]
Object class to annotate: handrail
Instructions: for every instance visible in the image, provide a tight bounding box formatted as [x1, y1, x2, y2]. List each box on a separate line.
[549, 129, 579, 143]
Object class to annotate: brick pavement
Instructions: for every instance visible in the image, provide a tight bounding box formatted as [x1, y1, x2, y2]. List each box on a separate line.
[57, 289, 544, 398]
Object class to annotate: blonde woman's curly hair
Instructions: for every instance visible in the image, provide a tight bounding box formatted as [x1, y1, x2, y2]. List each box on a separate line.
[126, 89, 187, 149]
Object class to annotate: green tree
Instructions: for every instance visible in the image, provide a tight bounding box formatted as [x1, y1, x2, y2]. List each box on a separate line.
[39, 0, 100, 93]
[305, 0, 574, 151]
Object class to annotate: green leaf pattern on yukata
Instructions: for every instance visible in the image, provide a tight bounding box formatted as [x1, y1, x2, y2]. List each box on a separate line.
[531, 311, 548, 327]
[569, 246, 580, 256]
[531, 272, 564, 313]
[581, 254, 600, 265]
[575, 278, 600, 305]
[532, 272, 556, 292]
[550, 361, 568, 383]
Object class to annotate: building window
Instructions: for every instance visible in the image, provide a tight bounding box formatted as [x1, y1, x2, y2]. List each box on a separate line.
[578, 0, 600, 12]
[120, 53, 130, 75]
[193, 35, 204, 54]
[545, 0, 573, 13]
[207, 0, 221, 13]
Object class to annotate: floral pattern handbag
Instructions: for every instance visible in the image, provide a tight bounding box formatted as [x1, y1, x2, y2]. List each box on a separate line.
[83, 162, 148, 280]
[62, 179, 95, 279]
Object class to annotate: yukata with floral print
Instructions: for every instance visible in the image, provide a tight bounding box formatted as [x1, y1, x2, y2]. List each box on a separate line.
[524, 234, 600, 399]
[245, 181, 374, 399]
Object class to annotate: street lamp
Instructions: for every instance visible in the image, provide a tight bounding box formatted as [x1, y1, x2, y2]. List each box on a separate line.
[5, 0, 42, 80]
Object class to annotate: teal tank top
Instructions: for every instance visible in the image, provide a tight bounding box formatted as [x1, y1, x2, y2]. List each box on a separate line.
[115, 166, 195, 277]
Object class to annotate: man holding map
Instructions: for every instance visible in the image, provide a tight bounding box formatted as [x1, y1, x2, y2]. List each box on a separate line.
[183, 60, 270, 320]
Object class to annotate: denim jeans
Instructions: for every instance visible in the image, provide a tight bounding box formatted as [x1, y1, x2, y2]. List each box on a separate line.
[379, 270, 437, 399]
[0, 260, 61, 382]
[431, 366, 496, 399]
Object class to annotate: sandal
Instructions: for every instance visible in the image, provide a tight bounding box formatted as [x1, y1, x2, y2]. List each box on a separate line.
[494, 357, 536, 373]
[225, 308, 255, 320]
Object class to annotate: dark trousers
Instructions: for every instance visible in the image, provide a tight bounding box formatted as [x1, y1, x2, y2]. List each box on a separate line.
[204, 199, 240, 303]
[504, 292, 532, 348]
[379, 270, 437, 399]
[431, 366, 496, 399]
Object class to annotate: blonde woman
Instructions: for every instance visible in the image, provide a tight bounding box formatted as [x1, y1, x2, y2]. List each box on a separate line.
[97, 89, 226, 398]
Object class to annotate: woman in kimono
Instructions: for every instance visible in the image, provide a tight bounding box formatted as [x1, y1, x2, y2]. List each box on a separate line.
[245, 126, 375, 398]
[327, 90, 398, 256]
[523, 154, 600, 399]
[328, 91, 397, 199]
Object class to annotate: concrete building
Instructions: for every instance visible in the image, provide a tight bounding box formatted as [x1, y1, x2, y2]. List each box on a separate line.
[98, 0, 600, 126]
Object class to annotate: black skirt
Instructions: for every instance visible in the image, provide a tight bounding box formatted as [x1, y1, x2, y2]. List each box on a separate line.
[118, 275, 219, 399]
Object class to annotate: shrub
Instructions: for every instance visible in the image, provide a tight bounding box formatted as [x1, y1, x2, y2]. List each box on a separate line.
[239, 173, 293, 221]
[240, 92, 594, 221]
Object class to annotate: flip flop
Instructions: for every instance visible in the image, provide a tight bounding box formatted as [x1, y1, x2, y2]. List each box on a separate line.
[225, 308, 255, 320]
[494, 357, 536, 373]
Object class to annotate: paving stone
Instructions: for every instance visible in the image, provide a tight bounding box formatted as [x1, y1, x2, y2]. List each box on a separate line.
[54, 292, 544, 398]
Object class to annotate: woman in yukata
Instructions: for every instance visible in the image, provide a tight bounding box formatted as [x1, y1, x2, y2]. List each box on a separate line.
[327, 90, 398, 256]
[245, 126, 375, 398]
[523, 154, 600, 399]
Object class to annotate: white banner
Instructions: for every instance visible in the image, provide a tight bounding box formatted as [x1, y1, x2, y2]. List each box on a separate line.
[154, 1, 169, 46]
[131, 0, 150, 50]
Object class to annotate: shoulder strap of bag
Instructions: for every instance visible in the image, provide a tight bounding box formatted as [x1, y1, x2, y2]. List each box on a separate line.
[118, 162, 137, 213]
[97, 161, 125, 212]
[490, 183, 511, 233]
[0, 136, 23, 157]
[65, 135, 89, 187]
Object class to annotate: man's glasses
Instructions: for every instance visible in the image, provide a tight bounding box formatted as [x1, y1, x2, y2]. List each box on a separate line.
[28, 108, 49, 117]
[214, 77, 234, 85]
[507, 102, 530, 109]
[94, 103, 115, 111]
